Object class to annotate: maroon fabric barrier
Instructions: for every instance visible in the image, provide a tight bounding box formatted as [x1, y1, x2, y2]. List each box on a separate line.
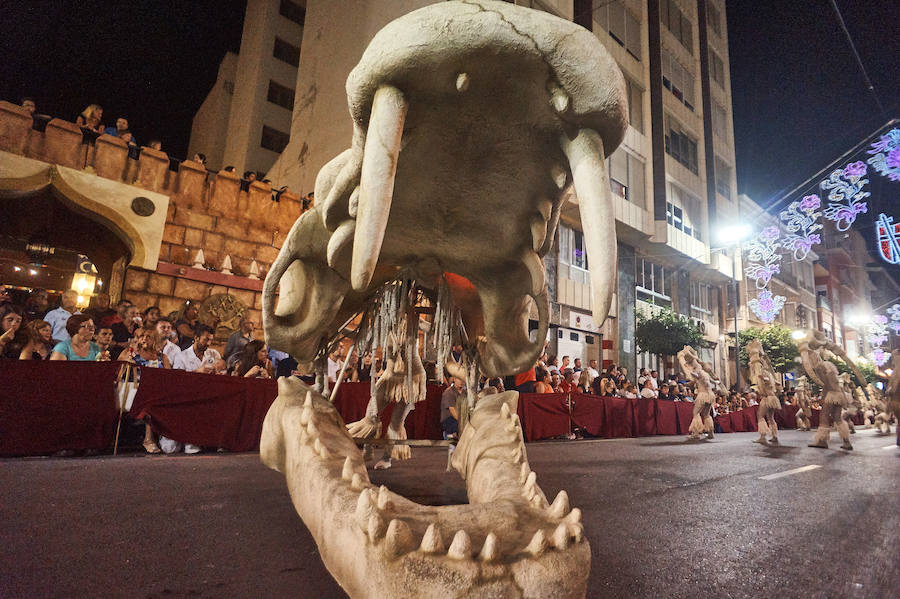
[778, 404, 798, 429]
[743, 405, 759, 431]
[715, 413, 733, 433]
[131, 367, 277, 451]
[332, 382, 445, 440]
[633, 398, 657, 436]
[519, 393, 570, 441]
[810, 408, 820, 429]
[674, 402, 695, 435]
[655, 400, 678, 435]
[601, 395, 634, 438]
[0, 360, 123, 455]
[569, 393, 604, 437]
[730, 411, 747, 432]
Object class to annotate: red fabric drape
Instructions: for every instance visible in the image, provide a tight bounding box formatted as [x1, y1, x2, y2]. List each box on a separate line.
[743, 405, 759, 431]
[131, 367, 277, 451]
[730, 410, 746, 432]
[715, 413, 733, 433]
[0, 360, 122, 455]
[809, 408, 820, 429]
[569, 393, 605, 437]
[655, 400, 678, 435]
[601, 395, 634, 438]
[674, 402, 695, 435]
[519, 393, 570, 441]
[632, 398, 657, 436]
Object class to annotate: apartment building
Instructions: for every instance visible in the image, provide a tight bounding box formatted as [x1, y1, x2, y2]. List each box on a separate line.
[189, 0, 306, 174]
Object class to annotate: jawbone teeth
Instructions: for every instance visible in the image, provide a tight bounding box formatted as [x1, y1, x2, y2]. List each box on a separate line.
[551, 523, 570, 550]
[447, 530, 472, 560]
[519, 463, 530, 484]
[367, 513, 387, 541]
[548, 490, 569, 519]
[342, 456, 355, 481]
[479, 532, 499, 562]
[351, 473, 366, 491]
[377, 485, 395, 511]
[419, 523, 445, 554]
[385, 519, 415, 558]
[525, 530, 548, 556]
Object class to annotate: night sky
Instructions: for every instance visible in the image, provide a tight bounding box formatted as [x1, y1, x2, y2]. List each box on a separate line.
[1, 0, 898, 210]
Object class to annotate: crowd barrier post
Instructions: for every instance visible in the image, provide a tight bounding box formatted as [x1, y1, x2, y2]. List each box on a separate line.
[112, 362, 133, 455]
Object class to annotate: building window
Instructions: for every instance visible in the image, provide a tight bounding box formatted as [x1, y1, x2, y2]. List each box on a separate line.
[607, 148, 645, 207]
[714, 157, 731, 200]
[559, 225, 589, 272]
[711, 101, 727, 140]
[660, 0, 693, 54]
[706, 1, 722, 37]
[261, 125, 290, 153]
[668, 183, 704, 241]
[267, 80, 295, 111]
[661, 48, 695, 111]
[690, 281, 716, 321]
[279, 0, 305, 26]
[636, 258, 671, 307]
[664, 118, 699, 175]
[709, 48, 725, 87]
[593, 1, 642, 61]
[625, 76, 644, 133]
[273, 38, 301, 67]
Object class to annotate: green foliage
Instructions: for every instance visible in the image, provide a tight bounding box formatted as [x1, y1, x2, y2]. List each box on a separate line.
[635, 308, 703, 358]
[828, 355, 876, 385]
[738, 324, 799, 373]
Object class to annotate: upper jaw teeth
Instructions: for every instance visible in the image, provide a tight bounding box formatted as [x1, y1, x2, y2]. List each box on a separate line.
[260, 379, 589, 593]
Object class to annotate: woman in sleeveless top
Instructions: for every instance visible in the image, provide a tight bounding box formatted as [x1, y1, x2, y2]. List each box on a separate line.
[123, 327, 171, 453]
[19, 320, 54, 360]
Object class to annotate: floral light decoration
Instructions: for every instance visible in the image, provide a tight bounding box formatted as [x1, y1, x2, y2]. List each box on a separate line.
[779, 194, 823, 260]
[873, 348, 889, 367]
[744, 226, 782, 289]
[866, 128, 900, 182]
[888, 304, 900, 335]
[744, 226, 787, 323]
[749, 290, 786, 324]
[865, 314, 891, 367]
[819, 161, 870, 231]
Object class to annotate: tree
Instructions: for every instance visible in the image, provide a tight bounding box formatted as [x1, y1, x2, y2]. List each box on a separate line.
[828, 355, 876, 385]
[738, 324, 799, 373]
[635, 308, 703, 365]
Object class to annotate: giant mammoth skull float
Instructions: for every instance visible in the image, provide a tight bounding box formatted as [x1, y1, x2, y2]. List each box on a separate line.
[260, 2, 627, 597]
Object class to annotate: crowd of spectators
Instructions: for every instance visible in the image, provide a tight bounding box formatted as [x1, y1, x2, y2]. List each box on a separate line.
[0, 286, 283, 454]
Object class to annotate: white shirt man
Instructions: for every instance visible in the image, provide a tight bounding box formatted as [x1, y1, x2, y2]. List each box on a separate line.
[173, 326, 221, 373]
[156, 319, 181, 365]
[45, 290, 81, 342]
[639, 380, 658, 399]
[587, 359, 600, 380]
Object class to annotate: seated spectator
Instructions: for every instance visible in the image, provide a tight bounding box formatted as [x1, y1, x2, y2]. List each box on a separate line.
[94, 325, 113, 361]
[243, 170, 257, 182]
[639, 379, 658, 399]
[550, 371, 563, 393]
[147, 139, 162, 151]
[649, 370, 660, 390]
[546, 354, 560, 375]
[619, 382, 638, 399]
[575, 369, 592, 394]
[109, 302, 141, 359]
[21, 97, 36, 114]
[658, 384, 674, 401]
[587, 359, 600, 380]
[175, 301, 200, 350]
[224, 316, 255, 367]
[488, 377, 505, 393]
[616, 367, 628, 387]
[45, 290, 81, 343]
[0, 304, 25, 358]
[155, 317, 180, 364]
[49, 315, 101, 360]
[559, 368, 575, 393]
[637, 368, 649, 386]
[234, 340, 273, 378]
[104, 117, 137, 145]
[515, 364, 537, 393]
[143, 306, 161, 329]
[19, 319, 54, 360]
[594, 376, 617, 397]
[76, 104, 104, 133]
[192, 152, 207, 167]
[534, 366, 553, 393]
[572, 358, 583, 374]
[84, 293, 115, 328]
[24, 288, 49, 321]
[172, 324, 220, 373]
[356, 352, 374, 381]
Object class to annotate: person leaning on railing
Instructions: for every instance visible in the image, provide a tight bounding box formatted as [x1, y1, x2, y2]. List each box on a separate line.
[49, 314, 103, 361]
[233, 339, 273, 378]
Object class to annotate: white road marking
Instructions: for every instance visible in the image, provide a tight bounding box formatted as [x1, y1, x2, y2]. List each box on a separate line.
[883, 445, 898, 450]
[759, 464, 822, 480]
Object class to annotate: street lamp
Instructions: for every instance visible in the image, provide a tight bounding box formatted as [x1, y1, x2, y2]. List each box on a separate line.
[791, 329, 808, 340]
[715, 223, 753, 391]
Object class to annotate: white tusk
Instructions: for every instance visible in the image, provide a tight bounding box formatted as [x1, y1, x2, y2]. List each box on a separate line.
[561, 129, 617, 325]
[351, 85, 408, 290]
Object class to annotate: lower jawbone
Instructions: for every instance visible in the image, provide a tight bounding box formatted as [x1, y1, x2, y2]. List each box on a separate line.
[261, 377, 589, 599]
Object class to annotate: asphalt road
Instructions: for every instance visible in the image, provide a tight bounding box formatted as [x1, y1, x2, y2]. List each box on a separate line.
[1, 429, 898, 599]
